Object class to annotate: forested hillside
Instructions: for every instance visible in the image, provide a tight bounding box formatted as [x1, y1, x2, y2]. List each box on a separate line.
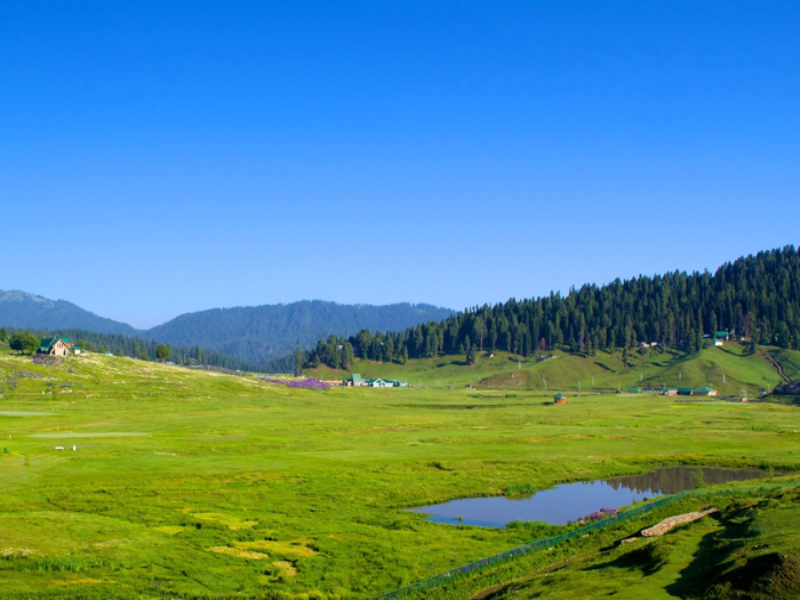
[305, 246, 800, 370]
[147, 300, 453, 365]
[0, 290, 137, 335]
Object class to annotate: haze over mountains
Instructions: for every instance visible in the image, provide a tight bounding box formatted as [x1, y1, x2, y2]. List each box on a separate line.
[0, 290, 453, 365]
[0, 290, 139, 335]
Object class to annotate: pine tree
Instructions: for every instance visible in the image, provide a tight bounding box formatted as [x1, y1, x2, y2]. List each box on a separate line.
[294, 348, 303, 376]
[465, 341, 476, 365]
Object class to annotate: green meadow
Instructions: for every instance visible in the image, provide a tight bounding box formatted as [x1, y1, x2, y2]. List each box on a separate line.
[1, 350, 800, 599]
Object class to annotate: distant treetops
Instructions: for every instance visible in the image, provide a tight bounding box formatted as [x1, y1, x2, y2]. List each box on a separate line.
[303, 246, 800, 370]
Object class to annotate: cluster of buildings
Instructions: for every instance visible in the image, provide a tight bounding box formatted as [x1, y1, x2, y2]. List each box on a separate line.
[632, 386, 718, 396]
[707, 331, 737, 347]
[664, 387, 718, 396]
[640, 331, 743, 349]
[347, 374, 407, 388]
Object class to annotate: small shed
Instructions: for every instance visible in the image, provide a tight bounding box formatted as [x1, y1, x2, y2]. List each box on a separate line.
[554, 393, 567, 404]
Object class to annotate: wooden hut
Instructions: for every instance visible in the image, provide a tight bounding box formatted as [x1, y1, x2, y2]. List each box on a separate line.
[554, 393, 567, 404]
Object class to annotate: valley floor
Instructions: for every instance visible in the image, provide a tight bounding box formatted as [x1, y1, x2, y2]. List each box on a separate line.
[1, 350, 799, 599]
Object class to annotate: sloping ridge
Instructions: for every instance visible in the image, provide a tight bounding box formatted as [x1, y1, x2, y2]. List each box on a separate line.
[145, 300, 453, 363]
[0, 290, 138, 335]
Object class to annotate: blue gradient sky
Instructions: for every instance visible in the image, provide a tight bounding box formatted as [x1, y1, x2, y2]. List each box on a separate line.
[2, 1, 798, 328]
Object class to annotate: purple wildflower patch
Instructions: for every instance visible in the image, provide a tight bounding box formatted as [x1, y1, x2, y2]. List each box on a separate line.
[32, 355, 60, 365]
[584, 508, 619, 522]
[261, 377, 329, 390]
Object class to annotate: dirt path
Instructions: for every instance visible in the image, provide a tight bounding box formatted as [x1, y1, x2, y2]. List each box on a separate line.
[758, 350, 792, 383]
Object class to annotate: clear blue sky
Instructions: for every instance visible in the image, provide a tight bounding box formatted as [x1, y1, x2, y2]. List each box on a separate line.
[2, 1, 798, 328]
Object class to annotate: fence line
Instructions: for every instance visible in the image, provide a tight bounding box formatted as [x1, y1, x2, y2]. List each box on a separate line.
[371, 483, 799, 600]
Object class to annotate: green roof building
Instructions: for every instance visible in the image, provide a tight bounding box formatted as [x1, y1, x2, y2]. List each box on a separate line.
[38, 337, 72, 356]
[693, 386, 718, 396]
[350, 373, 367, 387]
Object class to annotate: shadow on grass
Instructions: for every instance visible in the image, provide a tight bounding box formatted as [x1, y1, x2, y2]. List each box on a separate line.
[584, 542, 668, 577]
[664, 507, 772, 598]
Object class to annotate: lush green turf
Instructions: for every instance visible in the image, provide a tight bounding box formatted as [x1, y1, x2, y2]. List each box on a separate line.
[2, 349, 800, 599]
[306, 344, 799, 396]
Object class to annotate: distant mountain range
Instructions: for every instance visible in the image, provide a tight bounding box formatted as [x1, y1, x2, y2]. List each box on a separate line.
[0, 290, 453, 366]
[0, 290, 139, 335]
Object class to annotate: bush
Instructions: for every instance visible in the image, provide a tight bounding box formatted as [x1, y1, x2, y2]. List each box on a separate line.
[8, 331, 39, 355]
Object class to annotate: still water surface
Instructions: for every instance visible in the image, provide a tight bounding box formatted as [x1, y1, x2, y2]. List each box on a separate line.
[409, 467, 765, 528]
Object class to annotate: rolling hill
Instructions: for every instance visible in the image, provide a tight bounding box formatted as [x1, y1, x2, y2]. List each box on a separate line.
[303, 342, 800, 396]
[304, 246, 800, 375]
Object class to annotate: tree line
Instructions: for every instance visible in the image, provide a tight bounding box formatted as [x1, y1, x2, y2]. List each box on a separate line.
[0, 327, 261, 371]
[301, 246, 800, 370]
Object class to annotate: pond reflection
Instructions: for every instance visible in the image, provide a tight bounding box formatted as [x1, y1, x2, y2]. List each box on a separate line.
[408, 467, 765, 528]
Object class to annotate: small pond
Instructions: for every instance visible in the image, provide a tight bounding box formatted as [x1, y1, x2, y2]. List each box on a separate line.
[408, 467, 766, 528]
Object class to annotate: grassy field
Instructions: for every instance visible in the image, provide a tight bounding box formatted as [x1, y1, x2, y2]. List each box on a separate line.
[305, 344, 797, 396]
[1, 349, 800, 599]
